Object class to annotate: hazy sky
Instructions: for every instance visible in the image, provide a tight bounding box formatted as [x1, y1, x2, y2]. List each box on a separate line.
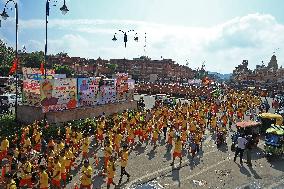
[1, 0, 284, 73]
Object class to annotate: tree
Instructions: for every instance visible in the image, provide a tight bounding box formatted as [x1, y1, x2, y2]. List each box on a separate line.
[53, 64, 74, 77]
[0, 64, 11, 76]
[107, 63, 118, 73]
[0, 40, 15, 76]
[21, 51, 44, 68]
[56, 52, 68, 57]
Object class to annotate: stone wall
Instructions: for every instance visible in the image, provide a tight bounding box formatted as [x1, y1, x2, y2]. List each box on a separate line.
[17, 100, 137, 124]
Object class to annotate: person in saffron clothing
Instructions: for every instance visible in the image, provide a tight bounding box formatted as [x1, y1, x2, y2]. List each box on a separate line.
[80, 159, 92, 189]
[41, 80, 58, 106]
[170, 136, 182, 167]
[67, 91, 77, 109]
[51, 156, 61, 189]
[39, 165, 49, 189]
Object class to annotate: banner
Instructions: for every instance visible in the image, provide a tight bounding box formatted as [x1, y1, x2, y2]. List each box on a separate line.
[22, 67, 56, 80]
[77, 77, 100, 107]
[40, 78, 77, 113]
[127, 79, 135, 90]
[22, 79, 41, 106]
[98, 79, 117, 105]
[126, 79, 135, 101]
[188, 79, 202, 85]
[116, 73, 129, 101]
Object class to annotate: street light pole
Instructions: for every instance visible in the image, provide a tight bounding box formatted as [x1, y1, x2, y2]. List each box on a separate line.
[45, 0, 48, 79]
[112, 29, 138, 48]
[44, 0, 69, 124]
[45, 0, 69, 78]
[1, 0, 19, 122]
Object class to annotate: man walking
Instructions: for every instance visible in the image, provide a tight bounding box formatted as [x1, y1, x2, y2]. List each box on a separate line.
[119, 144, 130, 184]
[234, 134, 247, 164]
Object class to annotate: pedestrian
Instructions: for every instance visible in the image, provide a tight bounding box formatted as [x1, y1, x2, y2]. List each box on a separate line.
[19, 156, 33, 188]
[170, 136, 182, 167]
[233, 134, 247, 164]
[82, 134, 90, 161]
[163, 124, 168, 139]
[80, 159, 92, 189]
[51, 156, 61, 189]
[119, 144, 130, 184]
[59, 151, 67, 188]
[4, 172, 17, 189]
[106, 156, 117, 189]
[39, 165, 49, 189]
[104, 140, 113, 173]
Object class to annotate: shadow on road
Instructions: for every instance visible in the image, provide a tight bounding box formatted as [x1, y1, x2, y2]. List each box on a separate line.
[237, 163, 251, 177]
[147, 147, 157, 160]
[268, 157, 284, 172]
[217, 144, 228, 152]
[93, 175, 105, 189]
[164, 146, 172, 161]
[250, 147, 266, 160]
[171, 167, 181, 188]
[248, 166, 262, 179]
[135, 144, 146, 155]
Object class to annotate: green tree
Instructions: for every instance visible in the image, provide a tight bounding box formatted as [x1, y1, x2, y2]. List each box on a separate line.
[53, 64, 74, 77]
[21, 51, 44, 68]
[0, 40, 15, 76]
[0, 64, 11, 76]
[107, 63, 118, 73]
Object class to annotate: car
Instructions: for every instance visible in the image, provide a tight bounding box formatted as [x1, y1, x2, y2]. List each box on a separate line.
[0, 94, 22, 107]
[155, 94, 168, 100]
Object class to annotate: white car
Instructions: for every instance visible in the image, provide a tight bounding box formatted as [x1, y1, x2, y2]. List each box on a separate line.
[0, 94, 22, 107]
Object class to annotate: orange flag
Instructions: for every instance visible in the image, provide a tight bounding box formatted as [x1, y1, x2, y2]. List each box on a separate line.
[9, 58, 18, 75]
[40, 62, 45, 75]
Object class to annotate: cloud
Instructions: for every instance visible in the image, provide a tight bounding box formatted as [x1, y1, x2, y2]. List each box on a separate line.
[2, 13, 284, 73]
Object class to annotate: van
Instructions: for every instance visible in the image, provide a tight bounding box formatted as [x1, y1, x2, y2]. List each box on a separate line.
[0, 94, 22, 107]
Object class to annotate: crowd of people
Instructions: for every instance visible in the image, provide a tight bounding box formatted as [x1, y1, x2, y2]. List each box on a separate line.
[0, 88, 265, 189]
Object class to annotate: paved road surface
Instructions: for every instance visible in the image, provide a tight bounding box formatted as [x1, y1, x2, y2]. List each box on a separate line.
[63, 96, 283, 189]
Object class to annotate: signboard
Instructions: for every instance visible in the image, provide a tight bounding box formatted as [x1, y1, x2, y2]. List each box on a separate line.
[40, 78, 77, 113]
[116, 73, 129, 101]
[188, 79, 202, 85]
[22, 79, 41, 106]
[126, 79, 135, 101]
[22, 67, 55, 80]
[98, 79, 117, 105]
[77, 77, 100, 107]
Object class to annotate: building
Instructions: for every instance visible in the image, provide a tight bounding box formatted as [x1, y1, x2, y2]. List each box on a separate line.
[44, 54, 196, 82]
[110, 56, 195, 82]
[47, 54, 97, 77]
[232, 55, 284, 86]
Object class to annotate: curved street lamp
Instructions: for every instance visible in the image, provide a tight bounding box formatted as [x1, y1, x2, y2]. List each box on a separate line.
[112, 29, 138, 48]
[1, 0, 19, 121]
[45, 0, 69, 78]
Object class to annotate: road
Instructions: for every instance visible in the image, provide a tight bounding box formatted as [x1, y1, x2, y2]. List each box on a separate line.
[64, 95, 283, 189]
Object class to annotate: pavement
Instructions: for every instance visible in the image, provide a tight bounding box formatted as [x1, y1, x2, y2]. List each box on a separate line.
[64, 95, 284, 189]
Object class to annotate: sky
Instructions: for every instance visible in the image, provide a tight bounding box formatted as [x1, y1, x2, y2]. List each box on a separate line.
[1, 0, 284, 73]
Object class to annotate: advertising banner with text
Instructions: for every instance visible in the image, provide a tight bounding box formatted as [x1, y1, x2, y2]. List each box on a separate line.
[77, 77, 100, 107]
[22, 79, 41, 106]
[116, 73, 129, 101]
[98, 79, 117, 105]
[40, 78, 77, 113]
